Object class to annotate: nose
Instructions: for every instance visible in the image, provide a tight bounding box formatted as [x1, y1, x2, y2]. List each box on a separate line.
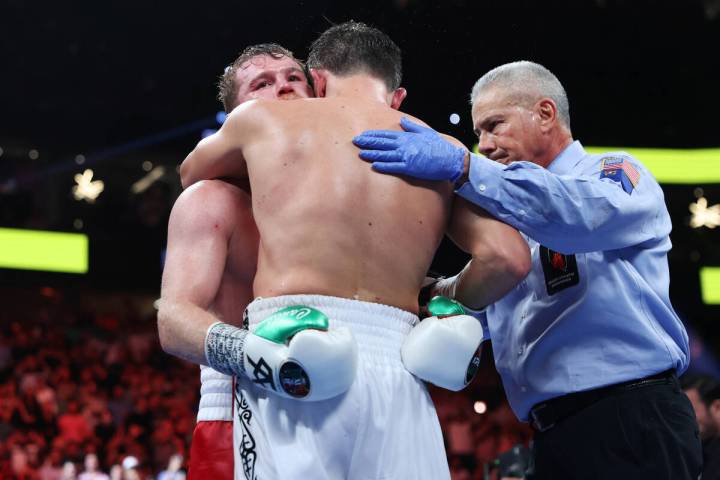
[277, 80, 295, 96]
[477, 132, 496, 157]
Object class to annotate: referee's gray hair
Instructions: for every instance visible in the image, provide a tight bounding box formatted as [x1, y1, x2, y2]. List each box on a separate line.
[470, 61, 571, 129]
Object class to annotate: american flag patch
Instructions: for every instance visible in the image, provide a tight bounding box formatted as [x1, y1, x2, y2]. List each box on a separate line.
[600, 157, 640, 194]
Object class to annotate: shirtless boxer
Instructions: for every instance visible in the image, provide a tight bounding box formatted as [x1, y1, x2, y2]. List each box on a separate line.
[157, 43, 313, 480]
[179, 22, 530, 479]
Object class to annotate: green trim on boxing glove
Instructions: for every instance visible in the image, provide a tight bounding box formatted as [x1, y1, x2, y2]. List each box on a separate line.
[253, 306, 329, 343]
[427, 296, 465, 317]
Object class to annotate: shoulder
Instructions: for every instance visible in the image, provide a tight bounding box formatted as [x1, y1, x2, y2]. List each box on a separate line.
[176, 179, 248, 208]
[223, 98, 277, 133]
[582, 149, 661, 195]
[170, 180, 249, 232]
[581, 149, 647, 175]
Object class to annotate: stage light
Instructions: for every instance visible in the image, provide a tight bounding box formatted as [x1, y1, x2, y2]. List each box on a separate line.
[0, 227, 88, 273]
[216, 111, 227, 125]
[75, 154, 85, 165]
[131, 166, 166, 194]
[29, 149, 39, 160]
[72, 169, 104, 203]
[700, 268, 720, 305]
[689, 197, 720, 229]
[471, 145, 720, 184]
[473, 401, 487, 414]
[584, 147, 720, 184]
[449, 113, 460, 125]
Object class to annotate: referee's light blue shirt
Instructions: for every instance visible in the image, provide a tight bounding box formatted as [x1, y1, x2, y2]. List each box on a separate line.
[456, 141, 689, 421]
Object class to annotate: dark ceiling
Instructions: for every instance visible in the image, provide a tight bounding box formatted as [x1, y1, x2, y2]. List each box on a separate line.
[2, 0, 719, 158]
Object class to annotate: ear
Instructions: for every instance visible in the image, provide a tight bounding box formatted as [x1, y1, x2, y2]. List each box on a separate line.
[535, 98, 557, 132]
[390, 87, 407, 110]
[710, 398, 720, 418]
[310, 69, 328, 98]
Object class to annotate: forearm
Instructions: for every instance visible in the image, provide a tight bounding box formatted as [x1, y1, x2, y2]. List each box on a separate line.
[180, 131, 247, 189]
[445, 253, 528, 310]
[156, 299, 220, 365]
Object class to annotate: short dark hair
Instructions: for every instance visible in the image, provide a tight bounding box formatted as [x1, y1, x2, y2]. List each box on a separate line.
[681, 374, 720, 405]
[217, 43, 305, 113]
[307, 21, 402, 91]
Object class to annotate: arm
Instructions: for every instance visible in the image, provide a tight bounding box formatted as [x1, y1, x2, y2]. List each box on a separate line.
[445, 196, 531, 309]
[355, 118, 667, 254]
[179, 104, 256, 189]
[456, 153, 668, 253]
[157, 182, 358, 401]
[157, 181, 237, 365]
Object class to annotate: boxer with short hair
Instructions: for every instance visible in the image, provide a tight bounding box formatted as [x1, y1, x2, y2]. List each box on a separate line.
[178, 22, 530, 479]
[158, 43, 313, 480]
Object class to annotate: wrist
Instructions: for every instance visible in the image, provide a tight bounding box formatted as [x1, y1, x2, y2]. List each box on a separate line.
[452, 150, 471, 186]
[205, 321, 249, 377]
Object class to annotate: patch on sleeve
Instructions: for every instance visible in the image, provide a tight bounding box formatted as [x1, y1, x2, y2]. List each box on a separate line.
[599, 157, 640, 194]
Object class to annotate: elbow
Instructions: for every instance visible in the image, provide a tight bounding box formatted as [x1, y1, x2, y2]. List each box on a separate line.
[178, 160, 191, 189]
[179, 150, 199, 189]
[156, 303, 175, 356]
[485, 237, 531, 285]
[507, 242, 531, 283]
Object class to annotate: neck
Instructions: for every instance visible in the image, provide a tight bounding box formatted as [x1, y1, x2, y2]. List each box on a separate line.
[539, 128, 574, 168]
[325, 75, 390, 105]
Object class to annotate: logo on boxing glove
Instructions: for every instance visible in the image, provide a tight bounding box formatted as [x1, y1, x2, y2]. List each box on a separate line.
[279, 361, 311, 398]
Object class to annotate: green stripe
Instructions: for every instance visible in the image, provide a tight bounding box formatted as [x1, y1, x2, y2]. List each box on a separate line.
[700, 267, 720, 305]
[471, 144, 720, 184]
[0, 228, 89, 273]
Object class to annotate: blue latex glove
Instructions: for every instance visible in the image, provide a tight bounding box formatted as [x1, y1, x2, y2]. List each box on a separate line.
[353, 117, 466, 182]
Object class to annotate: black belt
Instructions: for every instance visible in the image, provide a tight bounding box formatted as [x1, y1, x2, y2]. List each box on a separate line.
[530, 369, 677, 432]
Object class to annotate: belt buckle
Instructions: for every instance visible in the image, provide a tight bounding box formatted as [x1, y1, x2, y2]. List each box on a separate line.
[530, 403, 555, 432]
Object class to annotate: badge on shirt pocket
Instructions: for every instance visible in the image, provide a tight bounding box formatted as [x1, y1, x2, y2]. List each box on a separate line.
[539, 246, 579, 295]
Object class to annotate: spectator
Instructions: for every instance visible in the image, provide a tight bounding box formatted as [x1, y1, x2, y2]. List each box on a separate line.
[78, 453, 109, 480]
[57, 401, 92, 444]
[157, 454, 185, 480]
[60, 461, 77, 480]
[682, 374, 720, 480]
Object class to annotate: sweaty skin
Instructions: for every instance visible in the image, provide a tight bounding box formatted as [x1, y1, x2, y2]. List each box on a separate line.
[182, 74, 529, 313]
[158, 53, 313, 363]
[158, 180, 258, 363]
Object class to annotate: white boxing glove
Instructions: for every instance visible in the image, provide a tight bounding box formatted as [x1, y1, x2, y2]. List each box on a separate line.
[206, 305, 357, 401]
[402, 296, 484, 391]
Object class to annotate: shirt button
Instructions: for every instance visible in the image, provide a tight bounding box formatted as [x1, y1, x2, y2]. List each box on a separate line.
[519, 209, 526, 216]
[478, 184, 486, 192]
[518, 346, 524, 356]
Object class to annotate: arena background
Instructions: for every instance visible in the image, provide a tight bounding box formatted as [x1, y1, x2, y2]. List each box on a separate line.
[1, 0, 719, 478]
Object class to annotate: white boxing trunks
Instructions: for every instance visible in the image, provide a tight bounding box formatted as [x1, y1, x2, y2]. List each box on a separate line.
[234, 295, 450, 480]
[189, 366, 234, 480]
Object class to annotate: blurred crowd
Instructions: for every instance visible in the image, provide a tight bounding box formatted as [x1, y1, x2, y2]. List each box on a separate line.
[0, 287, 194, 479]
[0, 286, 531, 480]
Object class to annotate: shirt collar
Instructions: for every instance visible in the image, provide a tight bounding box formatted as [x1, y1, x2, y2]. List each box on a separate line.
[547, 140, 586, 175]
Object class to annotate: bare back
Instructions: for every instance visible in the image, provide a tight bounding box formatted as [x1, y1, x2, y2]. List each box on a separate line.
[241, 98, 453, 312]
